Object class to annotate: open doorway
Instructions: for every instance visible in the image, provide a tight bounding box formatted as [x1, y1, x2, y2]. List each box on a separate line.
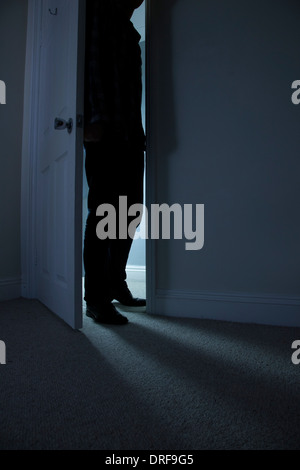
[82, 2, 146, 304]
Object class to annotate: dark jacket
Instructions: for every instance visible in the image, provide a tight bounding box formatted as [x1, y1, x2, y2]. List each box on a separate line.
[84, 0, 145, 148]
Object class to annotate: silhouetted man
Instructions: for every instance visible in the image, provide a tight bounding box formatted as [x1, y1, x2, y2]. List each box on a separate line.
[83, 0, 145, 325]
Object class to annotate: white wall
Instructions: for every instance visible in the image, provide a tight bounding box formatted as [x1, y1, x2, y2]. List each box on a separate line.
[0, 0, 28, 300]
[147, 0, 300, 325]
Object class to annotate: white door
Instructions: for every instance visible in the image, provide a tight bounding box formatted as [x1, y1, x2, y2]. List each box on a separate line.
[36, 0, 85, 329]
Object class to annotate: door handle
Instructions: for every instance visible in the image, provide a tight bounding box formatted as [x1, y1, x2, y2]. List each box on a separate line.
[54, 117, 73, 134]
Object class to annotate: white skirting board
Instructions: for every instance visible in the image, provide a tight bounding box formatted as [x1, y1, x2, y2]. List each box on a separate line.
[126, 265, 146, 283]
[153, 289, 300, 327]
[0, 278, 22, 302]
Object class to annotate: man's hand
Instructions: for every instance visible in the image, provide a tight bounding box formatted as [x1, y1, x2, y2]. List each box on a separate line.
[84, 122, 105, 142]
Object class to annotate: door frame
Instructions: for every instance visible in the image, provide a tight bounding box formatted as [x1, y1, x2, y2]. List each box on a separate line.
[21, 0, 42, 300]
[145, 0, 155, 315]
[21, 0, 155, 317]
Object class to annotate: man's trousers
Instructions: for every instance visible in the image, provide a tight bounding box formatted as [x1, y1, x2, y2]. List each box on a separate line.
[83, 137, 145, 306]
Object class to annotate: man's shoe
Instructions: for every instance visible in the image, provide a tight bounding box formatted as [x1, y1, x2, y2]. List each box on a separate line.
[112, 282, 146, 307]
[86, 302, 128, 325]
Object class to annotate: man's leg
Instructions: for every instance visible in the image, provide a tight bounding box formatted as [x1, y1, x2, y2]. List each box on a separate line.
[109, 143, 146, 307]
[83, 209, 112, 305]
[83, 141, 128, 324]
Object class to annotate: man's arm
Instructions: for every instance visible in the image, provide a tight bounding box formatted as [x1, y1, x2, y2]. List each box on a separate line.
[84, 0, 114, 142]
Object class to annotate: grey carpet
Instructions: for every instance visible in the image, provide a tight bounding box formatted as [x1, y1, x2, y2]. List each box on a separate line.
[0, 295, 300, 450]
